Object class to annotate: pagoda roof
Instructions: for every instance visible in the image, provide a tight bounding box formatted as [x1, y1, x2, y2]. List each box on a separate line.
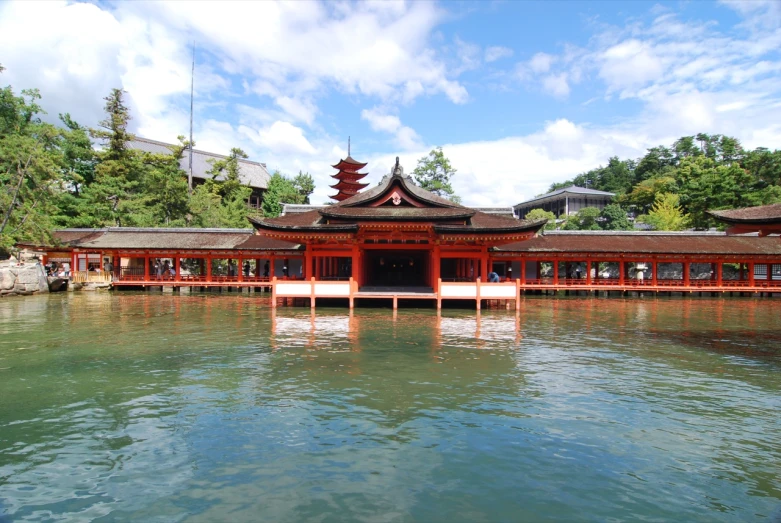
[331, 170, 368, 180]
[330, 179, 369, 191]
[251, 159, 546, 236]
[708, 203, 781, 224]
[331, 156, 368, 170]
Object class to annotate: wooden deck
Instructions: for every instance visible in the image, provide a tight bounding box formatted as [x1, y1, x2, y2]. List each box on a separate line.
[104, 275, 781, 308]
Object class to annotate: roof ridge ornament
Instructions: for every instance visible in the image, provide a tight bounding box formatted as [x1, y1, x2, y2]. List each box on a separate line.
[392, 156, 404, 177]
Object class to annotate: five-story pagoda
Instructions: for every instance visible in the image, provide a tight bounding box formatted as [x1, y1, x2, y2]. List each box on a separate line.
[330, 140, 369, 202]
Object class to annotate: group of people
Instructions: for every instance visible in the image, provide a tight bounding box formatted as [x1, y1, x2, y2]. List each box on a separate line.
[153, 259, 176, 280]
[45, 262, 70, 279]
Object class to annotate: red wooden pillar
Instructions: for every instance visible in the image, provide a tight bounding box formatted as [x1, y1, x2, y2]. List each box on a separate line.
[553, 259, 559, 285]
[716, 260, 723, 287]
[520, 258, 526, 284]
[586, 260, 592, 285]
[351, 245, 359, 286]
[768, 263, 773, 282]
[238, 256, 244, 282]
[619, 261, 625, 286]
[748, 262, 755, 286]
[174, 256, 181, 282]
[144, 254, 150, 281]
[206, 256, 212, 282]
[652, 261, 658, 286]
[433, 246, 441, 288]
[480, 250, 489, 282]
[304, 248, 312, 280]
[683, 261, 690, 287]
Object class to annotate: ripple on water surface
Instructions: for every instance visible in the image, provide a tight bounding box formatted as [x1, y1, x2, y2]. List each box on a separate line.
[0, 293, 780, 522]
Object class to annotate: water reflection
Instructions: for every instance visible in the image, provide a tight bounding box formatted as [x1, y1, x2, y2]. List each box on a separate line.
[0, 293, 779, 521]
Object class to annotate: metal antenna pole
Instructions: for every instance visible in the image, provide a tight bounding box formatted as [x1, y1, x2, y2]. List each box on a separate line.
[188, 42, 195, 195]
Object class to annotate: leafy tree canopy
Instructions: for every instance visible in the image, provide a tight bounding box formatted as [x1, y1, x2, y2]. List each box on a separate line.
[413, 147, 460, 203]
[261, 170, 315, 217]
[524, 208, 557, 230]
[1, 71, 63, 254]
[563, 207, 602, 231]
[638, 193, 690, 231]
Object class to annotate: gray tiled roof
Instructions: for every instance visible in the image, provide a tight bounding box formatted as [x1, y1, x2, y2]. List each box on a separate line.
[514, 186, 615, 208]
[50, 228, 299, 251]
[128, 137, 270, 190]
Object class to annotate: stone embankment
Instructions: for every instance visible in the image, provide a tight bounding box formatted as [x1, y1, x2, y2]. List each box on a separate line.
[0, 259, 49, 297]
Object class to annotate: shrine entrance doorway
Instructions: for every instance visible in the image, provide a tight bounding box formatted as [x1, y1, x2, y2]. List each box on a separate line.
[365, 250, 428, 288]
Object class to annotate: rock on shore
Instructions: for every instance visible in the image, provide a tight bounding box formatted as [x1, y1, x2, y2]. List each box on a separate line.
[0, 260, 49, 297]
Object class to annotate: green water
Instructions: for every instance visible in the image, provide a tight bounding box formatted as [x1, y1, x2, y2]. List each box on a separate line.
[0, 293, 780, 522]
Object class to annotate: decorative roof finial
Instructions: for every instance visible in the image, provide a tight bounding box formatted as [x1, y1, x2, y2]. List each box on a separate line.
[392, 156, 403, 176]
[348, 136, 351, 157]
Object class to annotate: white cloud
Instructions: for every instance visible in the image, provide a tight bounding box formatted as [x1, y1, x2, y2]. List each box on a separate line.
[485, 46, 514, 63]
[0, 1, 124, 126]
[360, 107, 422, 150]
[242, 121, 317, 156]
[542, 73, 570, 98]
[529, 52, 555, 73]
[140, 1, 468, 105]
[598, 39, 665, 94]
[274, 96, 317, 126]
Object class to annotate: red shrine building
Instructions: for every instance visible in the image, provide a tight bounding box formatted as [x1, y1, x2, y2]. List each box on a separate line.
[22, 156, 781, 308]
[249, 158, 544, 293]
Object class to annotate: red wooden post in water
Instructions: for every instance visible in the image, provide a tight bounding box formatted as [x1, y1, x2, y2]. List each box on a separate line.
[652, 260, 658, 287]
[716, 261, 723, 288]
[520, 258, 526, 285]
[585, 259, 592, 285]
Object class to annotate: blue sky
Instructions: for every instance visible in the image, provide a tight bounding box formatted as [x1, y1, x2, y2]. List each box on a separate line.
[1, 0, 779, 206]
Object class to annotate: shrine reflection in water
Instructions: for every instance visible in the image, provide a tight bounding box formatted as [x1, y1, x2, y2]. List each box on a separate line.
[0, 293, 779, 522]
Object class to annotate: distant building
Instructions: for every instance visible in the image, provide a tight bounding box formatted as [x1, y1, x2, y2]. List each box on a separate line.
[513, 186, 615, 219]
[128, 137, 271, 209]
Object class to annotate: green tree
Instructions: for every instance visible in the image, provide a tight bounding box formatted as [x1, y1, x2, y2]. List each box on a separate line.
[0, 69, 64, 253]
[207, 147, 247, 199]
[638, 193, 689, 231]
[261, 170, 308, 218]
[620, 175, 678, 215]
[77, 88, 146, 227]
[524, 208, 557, 230]
[413, 147, 460, 203]
[293, 171, 315, 204]
[189, 184, 226, 228]
[635, 146, 675, 182]
[600, 203, 632, 230]
[563, 207, 602, 230]
[141, 136, 191, 226]
[742, 147, 781, 188]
